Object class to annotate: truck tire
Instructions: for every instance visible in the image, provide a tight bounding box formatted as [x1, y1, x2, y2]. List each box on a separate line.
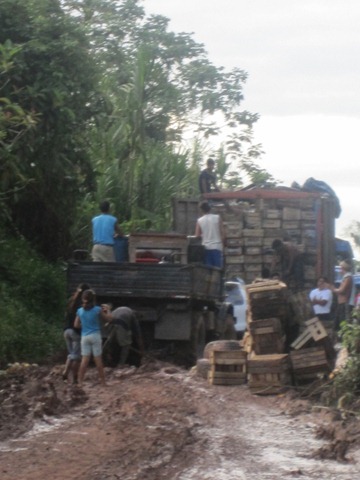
[196, 358, 210, 379]
[193, 311, 206, 359]
[203, 340, 242, 359]
[173, 311, 206, 368]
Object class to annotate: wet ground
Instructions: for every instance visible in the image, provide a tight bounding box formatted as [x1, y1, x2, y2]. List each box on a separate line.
[0, 360, 360, 480]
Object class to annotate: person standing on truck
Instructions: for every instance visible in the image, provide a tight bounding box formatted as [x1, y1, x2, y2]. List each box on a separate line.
[332, 260, 355, 331]
[63, 282, 90, 383]
[270, 239, 304, 290]
[199, 158, 220, 196]
[195, 200, 224, 268]
[309, 276, 333, 322]
[74, 289, 113, 387]
[91, 200, 121, 262]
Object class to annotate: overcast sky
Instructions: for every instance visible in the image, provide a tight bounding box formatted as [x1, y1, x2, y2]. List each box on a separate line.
[144, 0, 360, 237]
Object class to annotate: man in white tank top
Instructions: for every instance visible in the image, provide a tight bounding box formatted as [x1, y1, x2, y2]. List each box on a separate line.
[195, 201, 224, 268]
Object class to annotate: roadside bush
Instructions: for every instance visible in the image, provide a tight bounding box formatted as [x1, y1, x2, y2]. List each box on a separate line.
[0, 235, 66, 367]
[330, 322, 360, 402]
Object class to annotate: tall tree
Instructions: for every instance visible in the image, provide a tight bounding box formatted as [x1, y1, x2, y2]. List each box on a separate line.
[66, 0, 265, 231]
[0, 0, 101, 259]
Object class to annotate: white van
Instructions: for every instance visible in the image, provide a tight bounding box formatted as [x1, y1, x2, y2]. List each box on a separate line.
[224, 278, 247, 337]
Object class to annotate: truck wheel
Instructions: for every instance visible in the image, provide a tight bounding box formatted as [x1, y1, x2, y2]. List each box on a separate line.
[192, 313, 206, 360]
[196, 358, 211, 379]
[173, 311, 205, 368]
[203, 340, 242, 359]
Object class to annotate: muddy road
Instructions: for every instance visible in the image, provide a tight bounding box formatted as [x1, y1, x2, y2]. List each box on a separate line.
[0, 361, 359, 480]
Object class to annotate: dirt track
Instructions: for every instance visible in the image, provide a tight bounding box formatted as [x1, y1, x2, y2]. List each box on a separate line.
[0, 361, 360, 480]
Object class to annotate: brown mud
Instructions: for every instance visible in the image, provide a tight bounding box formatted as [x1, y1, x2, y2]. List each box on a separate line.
[0, 361, 360, 480]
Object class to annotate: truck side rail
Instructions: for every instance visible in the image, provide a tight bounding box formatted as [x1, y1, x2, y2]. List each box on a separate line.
[67, 262, 222, 302]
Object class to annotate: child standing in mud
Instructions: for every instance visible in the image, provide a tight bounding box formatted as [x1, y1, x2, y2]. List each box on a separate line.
[74, 289, 112, 387]
[63, 283, 90, 384]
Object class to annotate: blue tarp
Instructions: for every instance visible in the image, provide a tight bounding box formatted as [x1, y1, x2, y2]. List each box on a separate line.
[335, 237, 353, 259]
[302, 177, 341, 218]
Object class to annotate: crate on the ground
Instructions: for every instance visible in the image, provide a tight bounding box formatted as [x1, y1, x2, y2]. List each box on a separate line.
[290, 346, 330, 382]
[208, 349, 247, 385]
[247, 353, 291, 395]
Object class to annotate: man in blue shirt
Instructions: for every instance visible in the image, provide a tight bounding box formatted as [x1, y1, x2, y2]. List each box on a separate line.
[91, 200, 121, 262]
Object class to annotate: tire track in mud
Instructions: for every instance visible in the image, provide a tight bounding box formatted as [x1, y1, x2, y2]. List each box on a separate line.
[177, 390, 360, 480]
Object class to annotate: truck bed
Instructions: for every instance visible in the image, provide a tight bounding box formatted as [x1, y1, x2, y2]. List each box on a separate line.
[67, 262, 222, 303]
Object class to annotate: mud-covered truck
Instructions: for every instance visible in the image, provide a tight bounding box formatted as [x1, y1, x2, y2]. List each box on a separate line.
[67, 233, 224, 366]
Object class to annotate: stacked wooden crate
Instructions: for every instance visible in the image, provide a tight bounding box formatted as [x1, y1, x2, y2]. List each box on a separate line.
[249, 318, 285, 355]
[221, 204, 245, 280]
[290, 347, 329, 383]
[208, 349, 247, 385]
[211, 195, 320, 287]
[245, 280, 292, 394]
[289, 317, 332, 383]
[247, 354, 291, 395]
[246, 280, 290, 325]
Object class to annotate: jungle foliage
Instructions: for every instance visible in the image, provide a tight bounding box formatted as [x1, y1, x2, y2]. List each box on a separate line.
[0, 0, 275, 364]
[0, 233, 66, 367]
[1, 0, 274, 260]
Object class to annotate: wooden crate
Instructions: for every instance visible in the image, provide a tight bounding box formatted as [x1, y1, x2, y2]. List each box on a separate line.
[264, 229, 284, 238]
[290, 317, 328, 350]
[264, 209, 281, 219]
[244, 255, 263, 264]
[244, 212, 262, 228]
[225, 264, 245, 278]
[290, 328, 313, 350]
[246, 281, 289, 322]
[224, 222, 242, 238]
[247, 353, 291, 395]
[290, 346, 329, 381]
[243, 237, 263, 247]
[305, 317, 328, 341]
[301, 210, 316, 221]
[226, 238, 243, 248]
[282, 221, 300, 230]
[226, 255, 245, 264]
[244, 247, 262, 255]
[208, 350, 247, 385]
[282, 207, 301, 221]
[128, 233, 188, 263]
[242, 229, 264, 237]
[249, 318, 285, 355]
[249, 317, 283, 335]
[224, 247, 243, 256]
[262, 219, 282, 229]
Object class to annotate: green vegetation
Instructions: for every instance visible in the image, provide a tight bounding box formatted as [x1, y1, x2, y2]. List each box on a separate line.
[0, 234, 66, 368]
[0, 0, 276, 364]
[331, 323, 360, 401]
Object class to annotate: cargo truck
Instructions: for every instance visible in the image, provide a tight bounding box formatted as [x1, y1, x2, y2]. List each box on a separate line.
[67, 233, 225, 367]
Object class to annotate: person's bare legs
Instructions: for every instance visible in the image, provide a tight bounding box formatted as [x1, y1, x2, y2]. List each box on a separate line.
[62, 357, 71, 380]
[93, 355, 106, 386]
[78, 356, 90, 387]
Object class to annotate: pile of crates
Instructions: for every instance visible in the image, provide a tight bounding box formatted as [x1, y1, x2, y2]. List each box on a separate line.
[289, 317, 333, 384]
[205, 280, 334, 392]
[245, 280, 292, 394]
[210, 191, 333, 289]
